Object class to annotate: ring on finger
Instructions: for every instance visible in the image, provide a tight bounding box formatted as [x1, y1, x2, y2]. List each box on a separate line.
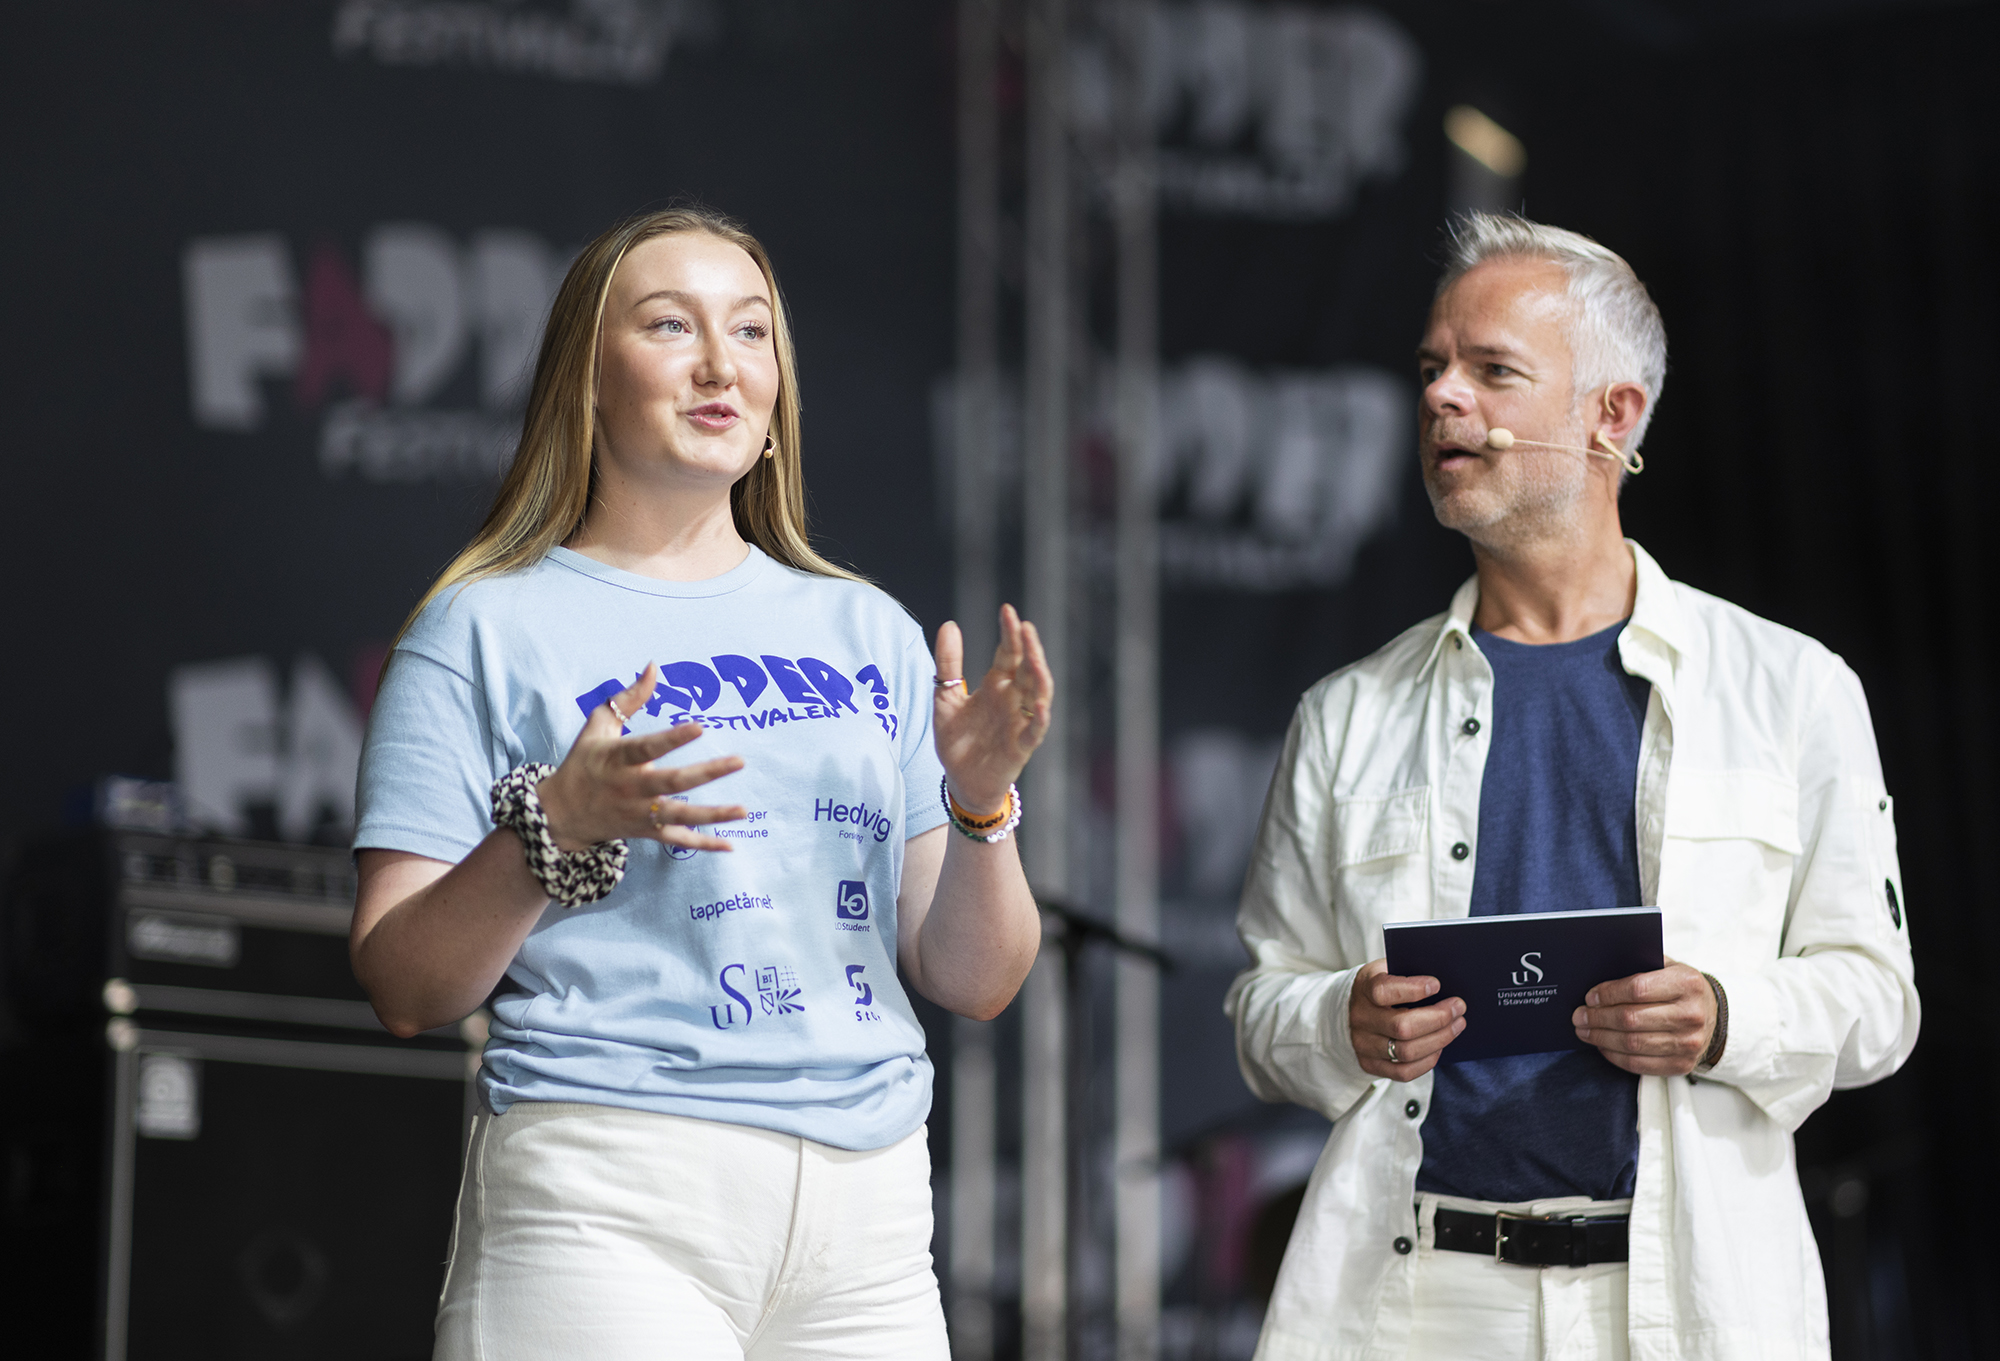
[608, 699, 633, 727]
[648, 798, 668, 830]
[934, 676, 966, 691]
[1386, 1038, 1399, 1064]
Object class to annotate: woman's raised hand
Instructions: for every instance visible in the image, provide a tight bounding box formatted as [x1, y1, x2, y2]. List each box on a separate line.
[534, 663, 748, 852]
[931, 604, 1054, 816]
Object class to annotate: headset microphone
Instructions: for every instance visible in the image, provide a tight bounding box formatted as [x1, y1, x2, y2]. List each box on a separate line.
[1484, 428, 1644, 476]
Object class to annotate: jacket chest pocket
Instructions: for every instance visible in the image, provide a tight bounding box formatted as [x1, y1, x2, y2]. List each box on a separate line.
[1661, 768, 1798, 962]
[1328, 788, 1430, 940]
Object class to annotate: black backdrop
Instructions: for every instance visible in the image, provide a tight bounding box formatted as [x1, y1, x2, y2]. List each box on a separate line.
[4, 2, 1998, 1358]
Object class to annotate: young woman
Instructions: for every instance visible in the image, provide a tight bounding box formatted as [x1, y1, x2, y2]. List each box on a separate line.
[350, 206, 1050, 1360]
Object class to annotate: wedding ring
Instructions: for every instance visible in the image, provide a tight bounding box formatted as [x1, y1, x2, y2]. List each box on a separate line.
[1386, 1039, 1399, 1063]
[933, 676, 966, 690]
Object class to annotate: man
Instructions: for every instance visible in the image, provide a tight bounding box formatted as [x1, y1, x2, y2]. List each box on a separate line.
[1226, 214, 1918, 1361]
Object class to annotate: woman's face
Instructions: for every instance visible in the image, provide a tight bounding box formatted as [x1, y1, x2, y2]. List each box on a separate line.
[594, 231, 780, 494]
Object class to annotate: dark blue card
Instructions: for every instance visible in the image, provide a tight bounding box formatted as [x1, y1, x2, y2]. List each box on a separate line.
[1382, 908, 1665, 1063]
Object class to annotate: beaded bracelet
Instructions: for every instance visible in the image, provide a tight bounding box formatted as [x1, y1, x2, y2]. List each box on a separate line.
[490, 763, 629, 907]
[940, 774, 1023, 843]
[1696, 972, 1729, 1072]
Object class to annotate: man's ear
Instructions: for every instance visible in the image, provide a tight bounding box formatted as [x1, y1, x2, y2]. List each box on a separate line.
[1597, 382, 1648, 444]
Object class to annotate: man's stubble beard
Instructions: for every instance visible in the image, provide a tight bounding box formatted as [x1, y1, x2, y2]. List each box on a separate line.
[1424, 411, 1593, 557]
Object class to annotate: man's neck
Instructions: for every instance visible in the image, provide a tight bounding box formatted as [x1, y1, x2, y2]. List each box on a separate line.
[1468, 523, 1636, 645]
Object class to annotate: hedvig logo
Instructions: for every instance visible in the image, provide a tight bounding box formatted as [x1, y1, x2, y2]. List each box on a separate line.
[819, 799, 893, 844]
[1511, 952, 1545, 986]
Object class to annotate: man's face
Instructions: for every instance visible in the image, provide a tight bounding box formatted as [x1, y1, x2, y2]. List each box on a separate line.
[1415, 258, 1592, 541]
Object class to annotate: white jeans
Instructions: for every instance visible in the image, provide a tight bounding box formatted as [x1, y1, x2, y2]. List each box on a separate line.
[1406, 1193, 1632, 1361]
[435, 1101, 949, 1361]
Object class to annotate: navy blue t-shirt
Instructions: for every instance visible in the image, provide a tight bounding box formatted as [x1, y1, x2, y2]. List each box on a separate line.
[1414, 621, 1650, 1204]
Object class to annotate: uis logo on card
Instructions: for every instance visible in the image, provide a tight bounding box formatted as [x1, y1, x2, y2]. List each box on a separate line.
[835, 880, 870, 932]
[1499, 951, 1558, 1008]
[575, 653, 900, 743]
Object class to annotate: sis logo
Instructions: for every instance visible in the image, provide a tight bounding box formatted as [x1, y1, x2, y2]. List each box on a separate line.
[847, 965, 880, 1023]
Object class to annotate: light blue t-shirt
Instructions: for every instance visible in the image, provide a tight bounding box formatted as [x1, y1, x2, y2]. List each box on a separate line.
[355, 545, 949, 1151]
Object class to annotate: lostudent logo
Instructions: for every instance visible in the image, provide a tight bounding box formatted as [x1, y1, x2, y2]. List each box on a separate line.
[836, 880, 870, 925]
[1510, 952, 1545, 986]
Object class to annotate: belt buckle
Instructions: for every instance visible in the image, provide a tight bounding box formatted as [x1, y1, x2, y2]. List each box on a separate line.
[1492, 1209, 1540, 1264]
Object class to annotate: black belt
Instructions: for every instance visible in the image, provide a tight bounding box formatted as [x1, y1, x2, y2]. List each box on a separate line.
[1433, 1206, 1629, 1267]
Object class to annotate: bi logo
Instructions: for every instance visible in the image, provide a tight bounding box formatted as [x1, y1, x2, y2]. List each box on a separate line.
[709, 963, 805, 1029]
[836, 880, 869, 922]
[1511, 952, 1545, 986]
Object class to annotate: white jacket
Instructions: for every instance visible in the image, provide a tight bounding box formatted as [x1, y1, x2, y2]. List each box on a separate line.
[1226, 541, 1919, 1361]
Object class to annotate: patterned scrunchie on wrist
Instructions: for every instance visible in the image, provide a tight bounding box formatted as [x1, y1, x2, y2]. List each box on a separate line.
[490, 763, 628, 908]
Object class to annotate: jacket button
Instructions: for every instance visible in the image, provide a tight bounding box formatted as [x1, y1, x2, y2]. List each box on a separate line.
[1461, 717, 1481, 736]
[1405, 1100, 1421, 1118]
[1394, 1236, 1413, 1255]
[1451, 842, 1470, 861]
[1879, 798, 1888, 811]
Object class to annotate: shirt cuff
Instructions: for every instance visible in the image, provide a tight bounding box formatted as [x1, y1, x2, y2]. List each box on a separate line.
[1315, 965, 1379, 1111]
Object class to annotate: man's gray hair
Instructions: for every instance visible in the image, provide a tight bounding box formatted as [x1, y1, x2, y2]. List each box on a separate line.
[1439, 212, 1669, 451]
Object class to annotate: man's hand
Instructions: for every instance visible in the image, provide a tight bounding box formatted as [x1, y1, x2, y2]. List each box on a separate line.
[1572, 959, 1717, 1076]
[1350, 958, 1466, 1082]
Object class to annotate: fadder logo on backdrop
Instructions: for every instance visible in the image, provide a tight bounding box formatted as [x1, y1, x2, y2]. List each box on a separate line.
[182, 225, 566, 482]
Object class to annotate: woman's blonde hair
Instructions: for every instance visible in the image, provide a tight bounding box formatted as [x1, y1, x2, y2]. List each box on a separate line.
[394, 205, 861, 645]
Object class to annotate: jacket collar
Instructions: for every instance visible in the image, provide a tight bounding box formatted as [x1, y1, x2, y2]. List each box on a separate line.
[1424, 538, 1688, 677]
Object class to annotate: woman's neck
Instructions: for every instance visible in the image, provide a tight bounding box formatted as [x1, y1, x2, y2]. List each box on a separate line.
[565, 473, 751, 582]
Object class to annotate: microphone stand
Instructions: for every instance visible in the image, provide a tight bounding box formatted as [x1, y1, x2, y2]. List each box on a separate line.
[1032, 895, 1174, 1358]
